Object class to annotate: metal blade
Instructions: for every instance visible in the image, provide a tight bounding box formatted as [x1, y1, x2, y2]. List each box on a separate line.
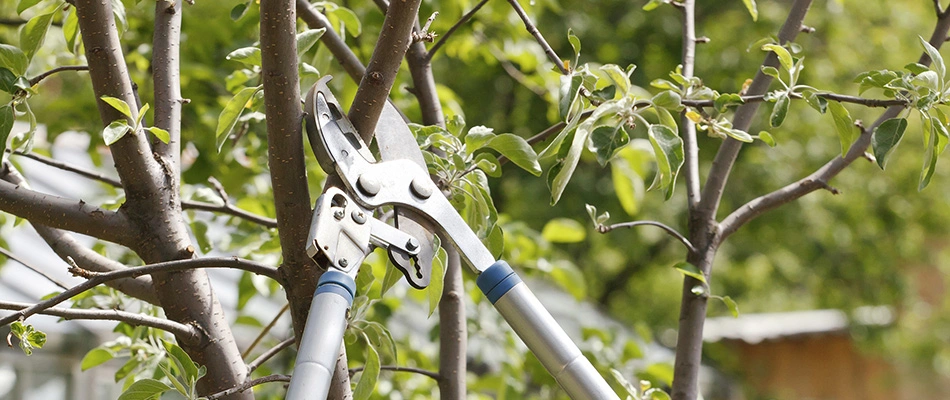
[376, 102, 436, 289]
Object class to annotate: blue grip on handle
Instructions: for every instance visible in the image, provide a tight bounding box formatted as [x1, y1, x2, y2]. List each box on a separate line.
[316, 270, 356, 304]
[476, 261, 522, 304]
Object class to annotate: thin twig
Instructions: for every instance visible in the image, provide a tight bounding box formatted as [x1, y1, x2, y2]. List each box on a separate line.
[0, 301, 201, 345]
[427, 0, 490, 60]
[348, 365, 442, 381]
[0, 256, 278, 327]
[204, 374, 291, 400]
[681, 92, 908, 109]
[597, 221, 696, 253]
[181, 201, 278, 228]
[242, 303, 290, 358]
[28, 66, 89, 87]
[679, 0, 701, 210]
[506, 0, 570, 75]
[0, 247, 69, 290]
[247, 337, 295, 373]
[12, 151, 122, 187]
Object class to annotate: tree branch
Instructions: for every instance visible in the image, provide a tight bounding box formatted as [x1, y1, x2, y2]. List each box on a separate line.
[242, 303, 289, 358]
[0, 256, 278, 328]
[247, 337, 295, 373]
[0, 247, 69, 289]
[181, 201, 278, 228]
[205, 375, 292, 400]
[0, 162, 133, 246]
[439, 249, 465, 399]
[296, 0, 367, 83]
[12, 151, 122, 187]
[348, 365, 441, 381]
[152, 0, 184, 179]
[680, 0, 701, 210]
[347, 0, 423, 142]
[681, 92, 908, 109]
[0, 301, 200, 344]
[506, 0, 569, 75]
[597, 220, 696, 253]
[28, 65, 89, 87]
[427, 0, 489, 61]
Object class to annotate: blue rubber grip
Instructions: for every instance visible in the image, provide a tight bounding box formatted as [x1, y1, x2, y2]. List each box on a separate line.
[316, 270, 356, 304]
[476, 261, 523, 304]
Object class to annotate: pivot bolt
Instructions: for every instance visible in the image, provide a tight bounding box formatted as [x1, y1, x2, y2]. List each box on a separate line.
[358, 174, 381, 196]
[333, 209, 345, 220]
[410, 176, 433, 199]
[352, 210, 367, 224]
[405, 238, 419, 251]
[338, 258, 349, 268]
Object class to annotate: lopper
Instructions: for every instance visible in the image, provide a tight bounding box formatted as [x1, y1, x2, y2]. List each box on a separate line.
[286, 76, 620, 400]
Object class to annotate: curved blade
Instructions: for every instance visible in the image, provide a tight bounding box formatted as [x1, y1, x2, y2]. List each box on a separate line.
[376, 102, 436, 289]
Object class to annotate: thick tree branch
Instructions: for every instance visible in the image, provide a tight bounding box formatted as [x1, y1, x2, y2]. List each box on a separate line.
[0, 162, 132, 246]
[205, 375, 292, 400]
[427, 0, 489, 60]
[28, 65, 89, 87]
[438, 249, 464, 399]
[152, 0, 184, 178]
[296, 0, 367, 83]
[0, 301, 200, 344]
[506, 0, 569, 75]
[32, 225, 159, 305]
[247, 337, 295, 373]
[698, 0, 813, 224]
[347, 0, 423, 141]
[597, 220, 696, 253]
[0, 256, 278, 328]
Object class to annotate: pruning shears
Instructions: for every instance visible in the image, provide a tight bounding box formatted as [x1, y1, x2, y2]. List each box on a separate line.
[286, 76, 619, 400]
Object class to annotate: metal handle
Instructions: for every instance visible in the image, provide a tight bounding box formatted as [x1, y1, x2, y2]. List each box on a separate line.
[286, 271, 355, 400]
[477, 261, 620, 400]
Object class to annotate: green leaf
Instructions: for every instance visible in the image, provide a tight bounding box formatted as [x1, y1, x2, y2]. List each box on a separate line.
[541, 218, 586, 243]
[674, 262, 706, 284]
[905, 62, 930, 75]
[653, 106, 678, 133]
[112, 0, 127, 35]
[135, 103, 149, 128]
[157, 362, 190, 398]
[601, 64, 631, 95]
[742, 0, 758, 21]
[333, 7, 362, 37]
[646, 388, 673, 400]
[146, 127, 170, 144]
[827, 101, 856, 155]
[161, 339, 199, 383]
[485, 134, 542, 176]
[549, 122, 590, 204]
[380, 255, 402, 296]
[769, 94, 789, 127]
[63, 8, 81, 54]
[801, 90, 827, 114]
[190, 220, 212, 253]
[81, 348, 115, 371]
[0, 105, 14, 161]
[713, 93, 744, 113]
[226, 47, 262, 67]
[17, 0, 43, 14]
[19, 10, 56, 62]
[642, 0, 669, 11]
[721, 296, 740, 318]
[427, 237, 447, 317]
[920, 118, 940, 191]
[646, 125, 684, 200]
[230, 2, 249, 20]
[103, 120, 131, 146]
[589, 125, 629, 166]
[117, 379, 171, 400]
[757, 131, 776, 147]
[559, 73, 583, 120]
[760, 66, 780, 79]
[761, 44, 793, 73]
[297, 28, 327, 56]
[352, 334, 381, 400]
[567, 28, 581, 67]
[652, 90, 682, 109]
[610, 143, 650, 216]
[100, 96, 133, 119]
[0, 44, 29, 76]
[216, 85, 262, 151]
[920, 36, 946, 79]
[871, 117, 907, 169]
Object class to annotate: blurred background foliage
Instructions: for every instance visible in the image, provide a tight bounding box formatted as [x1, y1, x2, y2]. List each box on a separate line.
[4, 0, 950, 397]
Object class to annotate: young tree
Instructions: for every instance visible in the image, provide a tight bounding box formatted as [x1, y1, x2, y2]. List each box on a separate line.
[1, 0, 949, 399]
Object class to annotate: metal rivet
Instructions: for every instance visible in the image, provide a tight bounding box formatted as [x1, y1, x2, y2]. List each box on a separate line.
[338, 258, 349, 268]
[352, 210, 366, 224]
[410, 177, 432, 199]
[358, 174, 381, 196]
[333, 209, 345, 220]
[405, 238, 419, 251]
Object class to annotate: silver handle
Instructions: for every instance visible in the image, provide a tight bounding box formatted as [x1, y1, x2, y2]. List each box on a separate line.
[286, 271, 355, 400]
